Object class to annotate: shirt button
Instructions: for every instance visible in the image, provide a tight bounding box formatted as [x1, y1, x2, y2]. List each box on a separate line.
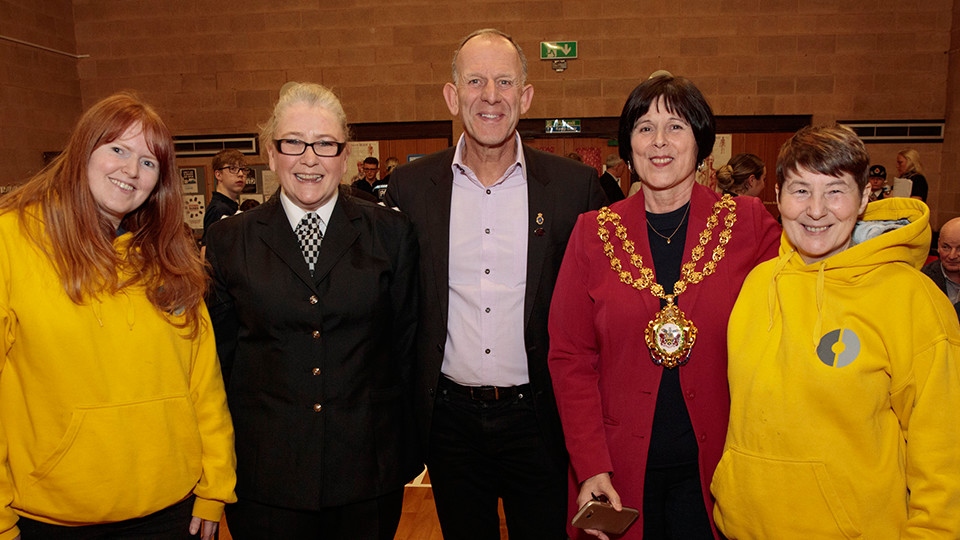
[484, 268, 490, 274]
[485, 228, 491, 234]
[312, 367, 321, 376]
[312, 330, 321, 339]
[313, 403, 323, 412]
[485, 189, 491, 194]
[485, 307, 491, 313]
[309, 295, 319, 305]
[485, 348, 491, 354]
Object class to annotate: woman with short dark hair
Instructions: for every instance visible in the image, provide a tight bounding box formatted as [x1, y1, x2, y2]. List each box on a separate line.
[548, 74, 781, 540]
[712, 124, 960, 538]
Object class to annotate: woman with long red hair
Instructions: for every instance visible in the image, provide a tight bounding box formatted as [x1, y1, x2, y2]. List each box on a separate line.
[0, 92, 235, 539]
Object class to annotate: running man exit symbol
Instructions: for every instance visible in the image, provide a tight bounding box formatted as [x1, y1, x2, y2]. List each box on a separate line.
[540, 41, 578, 59]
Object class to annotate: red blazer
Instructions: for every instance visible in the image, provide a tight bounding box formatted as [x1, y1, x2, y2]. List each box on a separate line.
[548, 184, 780, 539]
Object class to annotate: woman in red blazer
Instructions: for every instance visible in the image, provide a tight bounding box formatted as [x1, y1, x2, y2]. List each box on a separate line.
[548, 74, 780, 540]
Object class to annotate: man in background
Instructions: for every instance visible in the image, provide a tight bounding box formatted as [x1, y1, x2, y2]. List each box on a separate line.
[600, 153, 627, 203]
[922, 216, 960, 316]
[203, 148, 249, 242]
[868, 164, 888, 202]
[352, 156, 380, 197]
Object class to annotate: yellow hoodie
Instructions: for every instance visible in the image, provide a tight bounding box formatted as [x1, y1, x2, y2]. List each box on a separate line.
[712, 198, 960, 539]
[0, 209, 236, 540]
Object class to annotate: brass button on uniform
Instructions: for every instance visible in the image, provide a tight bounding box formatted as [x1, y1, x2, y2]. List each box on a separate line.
[312, 330, 321, 339]
[309, 295, 319, 305]
[313, 403, 323, 412]
[312, 367, 321, 376]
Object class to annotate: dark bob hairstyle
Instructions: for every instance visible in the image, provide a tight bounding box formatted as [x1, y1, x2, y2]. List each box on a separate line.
[618, 74, 716, 168]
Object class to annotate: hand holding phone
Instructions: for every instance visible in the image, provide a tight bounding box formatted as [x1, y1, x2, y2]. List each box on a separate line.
[571, 496, 639, 535]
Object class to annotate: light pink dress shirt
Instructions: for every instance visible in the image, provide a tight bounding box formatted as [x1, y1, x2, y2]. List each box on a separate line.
[441, 133, 530, 387]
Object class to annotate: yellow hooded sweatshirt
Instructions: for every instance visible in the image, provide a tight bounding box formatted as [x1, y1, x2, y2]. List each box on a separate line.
[0, 209, 236, 540]
[711, 198, 960, 539]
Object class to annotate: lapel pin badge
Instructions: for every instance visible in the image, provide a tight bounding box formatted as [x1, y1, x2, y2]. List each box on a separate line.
[535, 212, 545, 236]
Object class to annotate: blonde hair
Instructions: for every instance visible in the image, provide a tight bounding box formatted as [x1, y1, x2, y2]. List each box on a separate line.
[897, 148, 924, 175]
[259, 82, 350, 152]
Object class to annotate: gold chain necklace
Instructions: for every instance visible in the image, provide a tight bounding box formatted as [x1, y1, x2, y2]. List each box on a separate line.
[597, 195, 737, 368]
[646, 202, 689, 244]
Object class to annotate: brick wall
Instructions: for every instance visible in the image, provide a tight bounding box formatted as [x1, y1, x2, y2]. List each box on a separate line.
[0, 0, 82, 185]
[4, 0, 958, 224]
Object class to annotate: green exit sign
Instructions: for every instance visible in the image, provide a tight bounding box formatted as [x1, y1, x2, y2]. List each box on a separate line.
[540, 41, 578, 60]
[545, 119, 581, 133]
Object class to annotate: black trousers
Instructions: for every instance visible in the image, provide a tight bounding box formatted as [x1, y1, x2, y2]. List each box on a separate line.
[16, 496, 197, 539]
[642, 462, 714, 539]
[427, 377, 567, 540]
[224, 489, 403, 540]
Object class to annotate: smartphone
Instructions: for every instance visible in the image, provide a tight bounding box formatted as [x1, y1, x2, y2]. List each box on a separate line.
[571, 499, 640, 535]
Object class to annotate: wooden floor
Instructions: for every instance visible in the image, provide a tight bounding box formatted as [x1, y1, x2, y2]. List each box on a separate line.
[218, 468, 508, 540]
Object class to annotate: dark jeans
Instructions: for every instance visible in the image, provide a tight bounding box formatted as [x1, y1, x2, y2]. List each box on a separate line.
[224, 489, 403, 540]
[427, 376, 567, 540]
[642, 462, 714, 539]
[17, 496, 197, 539]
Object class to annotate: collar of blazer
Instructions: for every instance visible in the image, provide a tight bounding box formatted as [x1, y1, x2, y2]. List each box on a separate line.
[255, 192, 362, 288]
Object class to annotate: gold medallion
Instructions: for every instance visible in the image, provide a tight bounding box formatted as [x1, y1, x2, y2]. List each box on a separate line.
[597, 195, 736, 369]
[644, 297, 697, 369]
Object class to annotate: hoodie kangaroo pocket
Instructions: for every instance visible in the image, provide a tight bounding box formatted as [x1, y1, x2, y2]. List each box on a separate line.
[22, 395, 202, 522]
[712, 447, 861, 539]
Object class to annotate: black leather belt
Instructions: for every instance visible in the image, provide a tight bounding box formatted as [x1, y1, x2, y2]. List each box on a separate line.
[439, 375, 529, 402]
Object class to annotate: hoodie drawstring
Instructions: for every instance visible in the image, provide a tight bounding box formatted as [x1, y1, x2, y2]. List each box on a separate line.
[814, 261, 826, 344]
[767, 251, 793, 331]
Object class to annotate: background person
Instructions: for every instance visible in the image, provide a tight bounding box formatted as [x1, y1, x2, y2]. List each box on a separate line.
[548, 74, 780, 540]
[0, 92, 235, 540]
[203, 148, 250, 240]
[867, 164, 888, 201]
[238, 198, 260, 212]
[372, 156, 400, 201]
[205, 82, 420, 540]
[599, 153, 627, 203]
[896, 148, 929, 201]
[351, 155, 380, 196]
[715, 153, 765, 198]
[922, 216, 960, 312]
[712, 124, 960, 538]
[384, 28, 606, 540]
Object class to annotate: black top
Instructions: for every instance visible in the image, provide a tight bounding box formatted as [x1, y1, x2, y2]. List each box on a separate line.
[906, 172, 929, 202]
[202, 191, 239, 243]
[599, 172, 625, 203]
[645, 202, 699, 469]
[352, 178, 376, 196]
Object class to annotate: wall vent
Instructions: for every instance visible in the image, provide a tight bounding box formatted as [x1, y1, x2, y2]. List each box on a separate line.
[838, 120, 944, 143]
[174, 134, 259, 157]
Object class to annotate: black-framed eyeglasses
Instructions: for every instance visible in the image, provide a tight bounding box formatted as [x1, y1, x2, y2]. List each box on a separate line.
[274, 139, 347, 157]
[218, 165, 253, 175]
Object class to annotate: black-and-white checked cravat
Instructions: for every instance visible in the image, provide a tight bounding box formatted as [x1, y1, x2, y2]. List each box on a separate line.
[295, 212, 323, 275]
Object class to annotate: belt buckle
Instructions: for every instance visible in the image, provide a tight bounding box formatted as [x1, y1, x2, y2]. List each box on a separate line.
[469, 385, 499, 401]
